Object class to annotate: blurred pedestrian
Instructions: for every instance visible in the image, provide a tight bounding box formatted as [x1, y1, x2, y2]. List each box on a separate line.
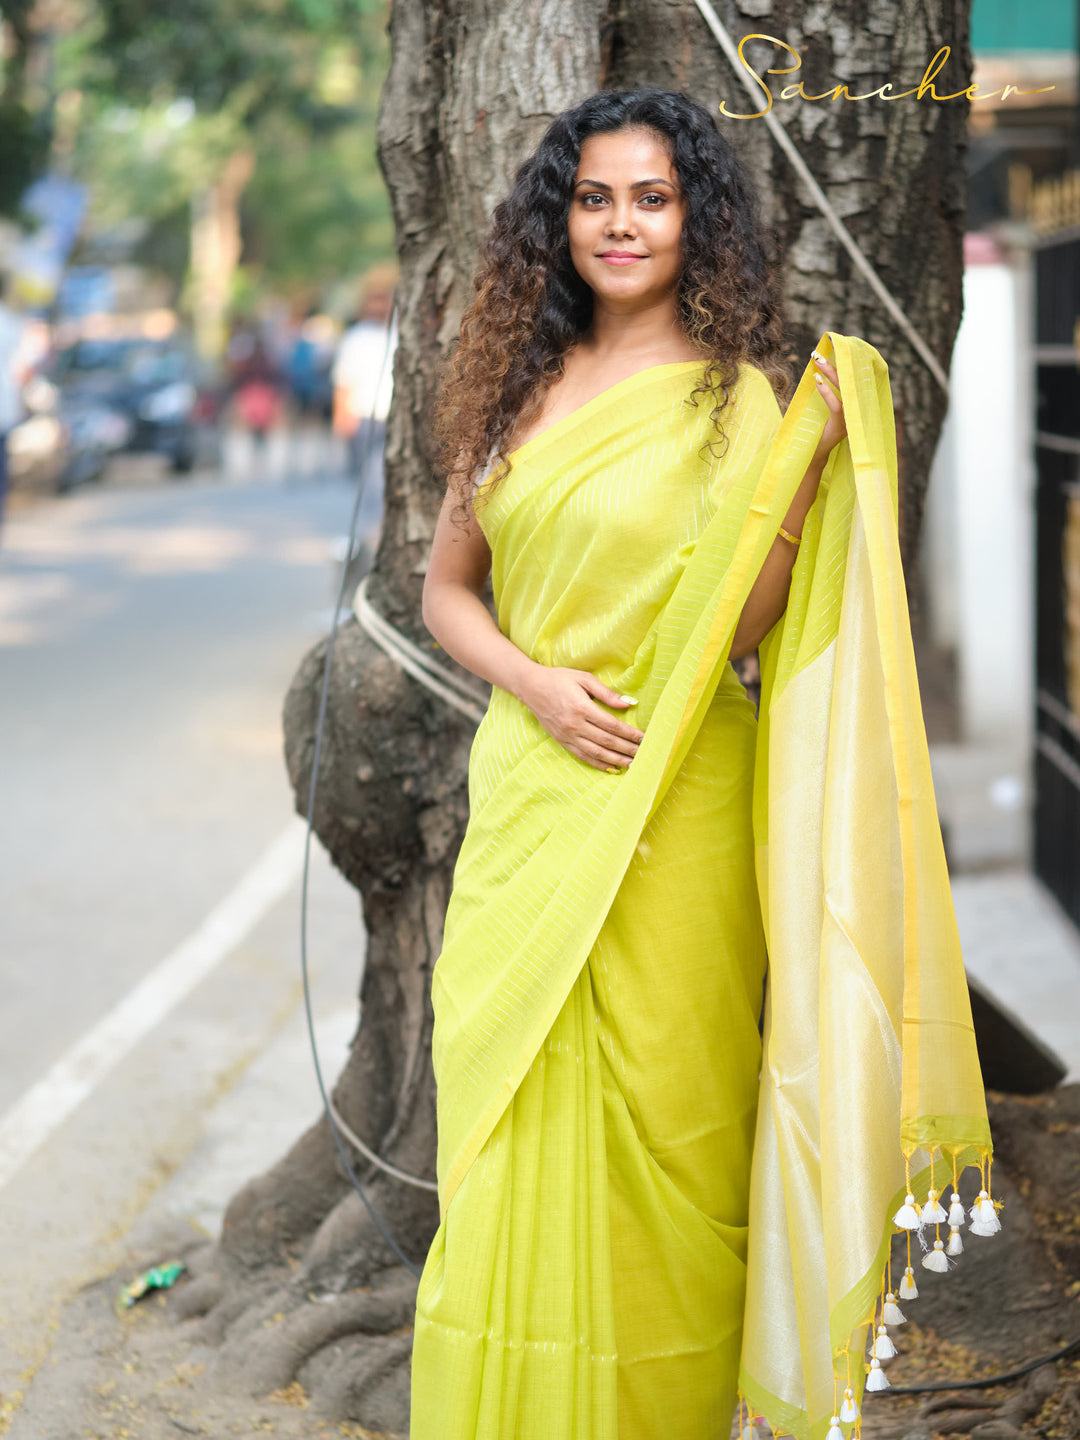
[0, 275, 28, 530]
[232, 338, 284, 453]
[285, 309, 328, 421]
[332, 288, 396, 478]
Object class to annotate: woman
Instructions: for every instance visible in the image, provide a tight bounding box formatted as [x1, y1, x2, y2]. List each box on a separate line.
[412, 89, 992, 1440]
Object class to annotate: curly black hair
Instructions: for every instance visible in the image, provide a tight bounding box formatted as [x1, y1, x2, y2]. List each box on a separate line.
[435, 87, 790, 520]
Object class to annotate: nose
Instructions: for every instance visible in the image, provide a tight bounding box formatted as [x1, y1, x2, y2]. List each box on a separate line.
[605, 199, 637, 238]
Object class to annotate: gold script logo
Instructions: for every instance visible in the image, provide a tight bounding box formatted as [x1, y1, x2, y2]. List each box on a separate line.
[719, 33, 1057, 119]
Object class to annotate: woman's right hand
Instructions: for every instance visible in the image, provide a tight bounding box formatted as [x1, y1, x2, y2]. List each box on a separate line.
[517, 665, 644, 772]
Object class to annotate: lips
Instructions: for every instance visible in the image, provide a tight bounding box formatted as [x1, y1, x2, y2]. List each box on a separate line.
[597, 251, 648, 264]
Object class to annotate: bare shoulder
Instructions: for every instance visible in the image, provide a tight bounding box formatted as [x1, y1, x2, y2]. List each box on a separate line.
[506, 348, 600, 450]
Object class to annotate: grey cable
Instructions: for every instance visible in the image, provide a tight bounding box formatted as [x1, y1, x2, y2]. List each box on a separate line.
[298, 296, 431, 1280]
[692, 0, 950, 396]
[883, 1333, 1080, 1394]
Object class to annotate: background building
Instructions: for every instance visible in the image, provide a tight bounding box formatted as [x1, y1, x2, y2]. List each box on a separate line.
[918, 0, 1079, 889]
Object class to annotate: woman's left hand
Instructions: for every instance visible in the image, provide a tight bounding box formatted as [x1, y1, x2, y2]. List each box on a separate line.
[810, 350, 846, 468]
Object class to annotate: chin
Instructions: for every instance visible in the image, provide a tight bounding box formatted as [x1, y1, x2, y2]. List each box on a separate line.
[584, 263, 648, 288]
[592, 279, 668, 306]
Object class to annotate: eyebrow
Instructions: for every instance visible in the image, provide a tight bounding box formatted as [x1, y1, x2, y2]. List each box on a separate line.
[573, 177, 675, 190]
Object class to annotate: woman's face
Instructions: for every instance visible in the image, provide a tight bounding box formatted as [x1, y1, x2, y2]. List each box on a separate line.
[567, 127, 686, 311]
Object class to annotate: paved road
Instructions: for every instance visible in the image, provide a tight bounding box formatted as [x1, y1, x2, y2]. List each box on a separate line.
[0, 450, 378, 1398]
[0, 455, 367, 1106]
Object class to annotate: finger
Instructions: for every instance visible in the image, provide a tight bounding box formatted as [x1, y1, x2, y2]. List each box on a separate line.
[814, 371, 841, 408]
[575, 736, 635, 769]
[586, 709, 645, 742]
[811, 353, 839, 390]
[584, 717, 642, 754]
[577, 673, 639, 710]
[567, 744, 620, 773]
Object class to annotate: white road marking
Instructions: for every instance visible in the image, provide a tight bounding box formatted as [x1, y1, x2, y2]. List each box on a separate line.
[0, 820, 308, 1192]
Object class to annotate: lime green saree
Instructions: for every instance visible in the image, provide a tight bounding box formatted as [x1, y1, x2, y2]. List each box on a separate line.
[409, 336, 992, 1440]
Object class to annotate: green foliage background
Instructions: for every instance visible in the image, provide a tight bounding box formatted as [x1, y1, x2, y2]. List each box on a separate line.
[2, 0, 394, 307]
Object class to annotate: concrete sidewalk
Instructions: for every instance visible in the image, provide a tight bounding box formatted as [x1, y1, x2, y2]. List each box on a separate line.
[0, 834, 365, 1421]
[928, 738, 1080, 1080]
[126, 944, 359, 1258]
[952, 868, 1080, 1082]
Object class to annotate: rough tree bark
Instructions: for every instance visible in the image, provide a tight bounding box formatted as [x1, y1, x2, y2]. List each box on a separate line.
[190, 149, 256, 361]
[172, 2, 973, 1430]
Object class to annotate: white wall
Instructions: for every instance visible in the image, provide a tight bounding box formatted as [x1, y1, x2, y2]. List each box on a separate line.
[923, 239, 1035, 751]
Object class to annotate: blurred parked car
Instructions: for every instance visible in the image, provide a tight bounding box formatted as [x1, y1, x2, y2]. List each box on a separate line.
[6, 373, 112, 496]
[48, 337, 222, 475]
[6, 405, 68, 496]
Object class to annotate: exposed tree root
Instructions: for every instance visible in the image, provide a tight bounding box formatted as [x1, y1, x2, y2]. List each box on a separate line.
[236, 1269, 417, 1397]
[168, 1272, 222, 1324]
[301, 1329, 416, 1426]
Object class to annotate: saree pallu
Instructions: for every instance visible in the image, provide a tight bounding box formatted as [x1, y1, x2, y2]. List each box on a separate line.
[408, 339, 992, 1440]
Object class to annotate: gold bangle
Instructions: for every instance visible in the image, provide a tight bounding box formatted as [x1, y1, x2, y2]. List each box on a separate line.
[777, 524, 802, 547]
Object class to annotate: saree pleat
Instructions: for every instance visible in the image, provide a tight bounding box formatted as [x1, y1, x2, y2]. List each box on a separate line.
[408, 340, 991, 1440]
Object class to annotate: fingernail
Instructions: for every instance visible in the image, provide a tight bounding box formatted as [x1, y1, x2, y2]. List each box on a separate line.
[814, 372, 824, 383]
[620, 694, 637, 704]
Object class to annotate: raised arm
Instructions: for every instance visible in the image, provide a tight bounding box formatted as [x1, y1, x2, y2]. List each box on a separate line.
[421, 483, 645, 772]
[729, 352, 846, 659]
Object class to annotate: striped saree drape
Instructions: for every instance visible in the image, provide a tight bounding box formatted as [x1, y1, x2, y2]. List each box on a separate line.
[408, 338, 992, 1440]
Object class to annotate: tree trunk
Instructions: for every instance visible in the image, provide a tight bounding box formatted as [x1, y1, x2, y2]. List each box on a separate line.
[190, 148, 255, 361]
[173, 3, 972, 1430]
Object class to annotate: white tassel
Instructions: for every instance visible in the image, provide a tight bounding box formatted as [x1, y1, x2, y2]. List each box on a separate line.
[922, 1188, 948, 1224]
[839, 1386, 860, 1423]
[865, 1357, 891, 1392]
[969, 1189, 1002, 1236]
[898, 1265, 919, 1300]
[947, 1225, 964, 1256]
[882, 1292, 906, 1326]
[892, 1192, 922, 1229]
[873, 1324, 897, 1359]
[948, 1191, 965, 1228]
[825, 1417, 845, 1440]
[922, 1238, 950, 1272]
[741, 1425, 761, 1440]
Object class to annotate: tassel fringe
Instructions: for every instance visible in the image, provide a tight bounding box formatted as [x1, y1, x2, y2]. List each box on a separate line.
[824, 1153, 999, 1440]
[921, 1237, 950, 1272]
[882, 1292, 906, 1326]
[922, 1188, 948, 1224]
[899, 1265, 919, 1300]
[873, 1324, 897, 1359]
[969, 1188, 1002, 1236]
[866, 1357, 891, 1392]
[892, 1193, 922, 1229]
